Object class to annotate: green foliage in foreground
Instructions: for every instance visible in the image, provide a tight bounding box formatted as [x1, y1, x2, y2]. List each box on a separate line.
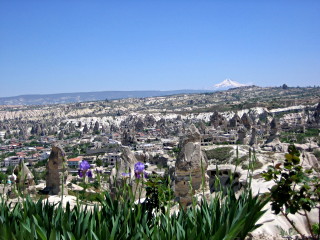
[263, 145, 320, 240]
[0, 186, 268, 240]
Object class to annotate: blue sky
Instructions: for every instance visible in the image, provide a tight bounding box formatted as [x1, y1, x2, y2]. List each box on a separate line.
[0, 1, 319, 97]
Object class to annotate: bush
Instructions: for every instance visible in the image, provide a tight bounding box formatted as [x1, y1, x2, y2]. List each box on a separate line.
[205, 147, 233, 163]
[263, 145, 320, 239]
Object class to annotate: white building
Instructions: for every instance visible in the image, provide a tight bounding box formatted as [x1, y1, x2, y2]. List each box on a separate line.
[4, 156, 23, 167]
[136, 143, 161, 152]
[39, 151, 51, 161]
[67, 156, 83, 168]
[102, 153, 121, 166]
[0, 131, 5, 140]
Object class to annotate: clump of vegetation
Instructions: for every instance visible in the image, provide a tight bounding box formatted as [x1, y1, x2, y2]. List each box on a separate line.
[280, 128, 319, 144]
[263, 145, 320, 240]
[143, 174, 173, 220]
[0, 187, 268, 240]
[78, 191, 104, 202]
[0, 172, 8, 183]
[276, 226, 298, 238]
[232, 155, 248, 164]
[205, 147, 233, 163]
[242, 160, 263, 170]
[0, 159, 269, 240]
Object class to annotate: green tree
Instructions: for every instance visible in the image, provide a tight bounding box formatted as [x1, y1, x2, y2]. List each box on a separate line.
[263, 145, 320, 239]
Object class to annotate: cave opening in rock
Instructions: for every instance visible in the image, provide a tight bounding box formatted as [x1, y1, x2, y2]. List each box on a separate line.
[207, 169, 242, 193]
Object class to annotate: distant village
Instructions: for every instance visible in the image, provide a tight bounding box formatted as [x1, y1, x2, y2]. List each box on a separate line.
[0, 97, 319, 186]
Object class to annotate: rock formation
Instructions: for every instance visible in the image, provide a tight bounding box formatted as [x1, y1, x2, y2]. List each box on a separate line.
[237, 127, 247, 144]
[121, 147, 138, 172]
[12, 159, 35, 192]
[43, 144, 68, 195]
[175, 124, 208, 207]
[314, 102, 320, 124]
[109, 146, 144, 199]
[229, 113, 242, 128]
[135, 118, 145, 132]
[263, 138, 287, 152]
[121, 129, 137, 146]
[93, 121, 100, 133]
[110, 146, 138, 183]
[82, 124, 89, 134]
[144, 114, 156, 127]
[266, 118, 279, 143]
[249, 127, 257, 146]
[241, 113, 252, 130]
[210, 111, 227, 128]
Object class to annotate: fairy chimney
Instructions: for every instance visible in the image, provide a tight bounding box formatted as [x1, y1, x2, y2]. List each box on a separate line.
[175, 124, 208, 207]
[44, 144, 68, 195]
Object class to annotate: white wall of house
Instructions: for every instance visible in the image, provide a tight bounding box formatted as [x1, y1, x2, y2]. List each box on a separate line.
[40, 151, 51, 161]
[4, 156, 23, 167]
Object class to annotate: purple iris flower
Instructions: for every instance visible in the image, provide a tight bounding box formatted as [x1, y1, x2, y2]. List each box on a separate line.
[144, 171, 149, 179]
[134, 162, 145, 179]
[78, 160, 92, 178]
[134, 162, 145, 173]
[86, 170, 93, 178]
[80, 160, 90, 171]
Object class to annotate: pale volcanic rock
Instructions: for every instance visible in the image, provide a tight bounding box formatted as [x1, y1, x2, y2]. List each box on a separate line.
[302, 152, 319, 169]
[210, 111, 227, 128]
[229, 113, 242, 127]
[175, 125, 208, 207]
[109, 146, 138, 184]
[241, 112, 252, 130]
[45, 144, 68, 195]
[263, 138, 288, 152]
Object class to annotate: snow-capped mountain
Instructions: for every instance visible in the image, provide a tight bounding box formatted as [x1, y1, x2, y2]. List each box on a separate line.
[214, 79, 247, 89]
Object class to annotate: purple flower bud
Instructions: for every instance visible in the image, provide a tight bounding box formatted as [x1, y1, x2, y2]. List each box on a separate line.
[144, 171, 149, 179]
[78, 170, 83, 178]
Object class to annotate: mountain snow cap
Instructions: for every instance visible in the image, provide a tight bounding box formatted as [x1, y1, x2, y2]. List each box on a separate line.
[214, 79, 247, 88]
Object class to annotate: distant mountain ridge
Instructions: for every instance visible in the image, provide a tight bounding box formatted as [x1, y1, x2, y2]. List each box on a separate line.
[214, 79, 247, 89]
[0, 89, 212, 106]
